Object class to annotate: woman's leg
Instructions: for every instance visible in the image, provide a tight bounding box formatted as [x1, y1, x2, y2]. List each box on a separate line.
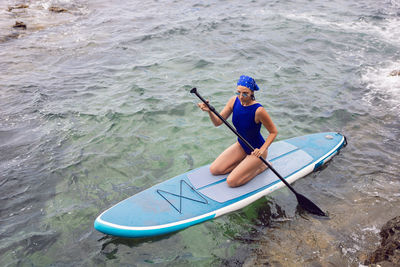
[226, 151, 268, 187]
[210, 142, 247, 175]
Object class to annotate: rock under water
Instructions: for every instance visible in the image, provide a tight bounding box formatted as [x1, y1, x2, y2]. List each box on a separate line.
[13, 21, 26, 29]
[365, 216, 400, 265]
[49, 6, 68, 13]
[389, 70, 400, 76]
[7, 4, 29, 12]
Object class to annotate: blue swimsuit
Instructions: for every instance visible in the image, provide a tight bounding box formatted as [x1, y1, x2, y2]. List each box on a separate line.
[232, 97, 265, 155]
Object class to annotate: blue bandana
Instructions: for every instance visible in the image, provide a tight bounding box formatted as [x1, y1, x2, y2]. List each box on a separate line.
[237, 75, 259, 91]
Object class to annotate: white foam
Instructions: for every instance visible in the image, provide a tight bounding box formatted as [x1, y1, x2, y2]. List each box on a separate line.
[361, 62, 400, 114]
[282, 10, 400, 114]
[361, 225, 380, 234]
[283, 12, 400, 46]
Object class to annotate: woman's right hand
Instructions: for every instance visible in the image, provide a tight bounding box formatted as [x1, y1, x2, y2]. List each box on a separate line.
[197, 101, 210, 112]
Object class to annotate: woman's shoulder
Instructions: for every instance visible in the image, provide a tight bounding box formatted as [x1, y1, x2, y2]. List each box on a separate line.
[255, 104, 266, 114]
[255, 105, 268, 123]
[228, 95, 237, 102]
[227, 96, 237, 108]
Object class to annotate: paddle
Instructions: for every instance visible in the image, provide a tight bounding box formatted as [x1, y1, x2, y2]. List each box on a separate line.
[190, 87, 327, 217]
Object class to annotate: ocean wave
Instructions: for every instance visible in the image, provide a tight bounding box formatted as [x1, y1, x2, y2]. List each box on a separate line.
[361, 62, 400, 114]
[283, 10, 400, 47]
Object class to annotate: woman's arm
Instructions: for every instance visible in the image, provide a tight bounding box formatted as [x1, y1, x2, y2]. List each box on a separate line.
[253, 107, 278, 157]
[198, 96, 236, 127]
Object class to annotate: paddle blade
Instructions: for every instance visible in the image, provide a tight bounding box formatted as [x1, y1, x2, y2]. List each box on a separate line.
[295, 193, 327, 217]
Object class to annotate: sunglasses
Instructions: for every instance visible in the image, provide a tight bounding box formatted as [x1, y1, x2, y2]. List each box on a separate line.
[235, 91, 250, 97]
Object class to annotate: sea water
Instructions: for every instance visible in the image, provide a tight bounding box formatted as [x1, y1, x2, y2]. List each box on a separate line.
[0, 0, 399, 265]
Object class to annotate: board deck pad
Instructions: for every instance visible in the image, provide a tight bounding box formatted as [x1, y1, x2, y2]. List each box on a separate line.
[187, 167, 225, 189]
[187, 141, 298, 189]
[192, 149, 313, 203]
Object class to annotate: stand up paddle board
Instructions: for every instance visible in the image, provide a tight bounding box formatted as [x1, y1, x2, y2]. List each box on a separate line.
[94, 132, 346, 238]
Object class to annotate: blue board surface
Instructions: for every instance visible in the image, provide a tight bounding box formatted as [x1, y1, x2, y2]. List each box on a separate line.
[94, 132, 346, 238]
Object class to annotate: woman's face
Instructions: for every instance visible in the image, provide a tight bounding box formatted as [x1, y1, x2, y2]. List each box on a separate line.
[236, 86, 253, 104]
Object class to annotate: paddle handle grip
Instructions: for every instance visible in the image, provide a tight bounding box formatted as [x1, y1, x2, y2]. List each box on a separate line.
[190, 88, 295, 193]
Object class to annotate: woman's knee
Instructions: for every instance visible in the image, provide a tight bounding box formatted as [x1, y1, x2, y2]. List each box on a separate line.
[226, 177, 240, 188]
[226, 173, 244, 187]
[210, 164, 225, 176]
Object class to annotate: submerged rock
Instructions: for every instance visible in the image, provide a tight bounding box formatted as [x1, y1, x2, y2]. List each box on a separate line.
[365, 216, 400, 266]
[49, 6, 68, 13]
[13, 21, 26, 29]
[7, 4, 29, 12]
[389, 70, 400, 76]
[0, 32, 20, 43]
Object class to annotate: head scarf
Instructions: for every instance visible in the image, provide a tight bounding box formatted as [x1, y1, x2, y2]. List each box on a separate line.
[237, 75, 259, 91]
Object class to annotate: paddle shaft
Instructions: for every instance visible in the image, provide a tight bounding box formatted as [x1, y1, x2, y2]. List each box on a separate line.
[190, 88, 297, 194]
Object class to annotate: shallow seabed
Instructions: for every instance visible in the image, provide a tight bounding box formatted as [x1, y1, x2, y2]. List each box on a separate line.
[0, 0, 399, 266]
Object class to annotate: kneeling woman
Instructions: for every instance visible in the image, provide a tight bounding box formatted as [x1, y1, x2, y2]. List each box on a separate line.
[198, 75, 278, 187]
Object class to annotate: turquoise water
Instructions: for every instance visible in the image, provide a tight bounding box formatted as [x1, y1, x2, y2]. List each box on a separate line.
[1, 0, 399, 266]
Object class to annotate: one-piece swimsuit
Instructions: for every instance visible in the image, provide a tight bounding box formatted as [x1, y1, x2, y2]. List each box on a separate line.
[232, 97, 265, 155]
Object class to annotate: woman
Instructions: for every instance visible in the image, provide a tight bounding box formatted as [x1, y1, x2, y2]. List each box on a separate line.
[198, 75, 278, 187]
